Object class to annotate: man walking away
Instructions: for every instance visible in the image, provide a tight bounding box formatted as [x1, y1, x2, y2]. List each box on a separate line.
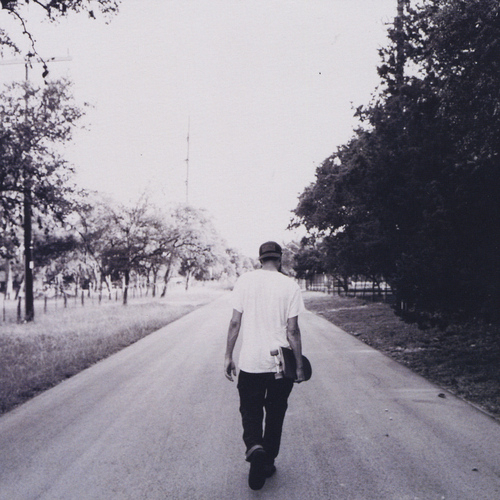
[225, 241, 305, 490]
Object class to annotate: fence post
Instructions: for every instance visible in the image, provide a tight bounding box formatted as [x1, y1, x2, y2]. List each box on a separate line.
[17, 296, 22, 322]
[44, 295, 47, 313]
[81, 290, 85, 306]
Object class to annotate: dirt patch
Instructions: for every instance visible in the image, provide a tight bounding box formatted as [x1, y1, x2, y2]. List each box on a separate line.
[303, 291, 500, 419]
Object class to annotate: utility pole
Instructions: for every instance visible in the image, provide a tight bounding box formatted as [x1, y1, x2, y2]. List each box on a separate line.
[23, 170, 34, 321]
[185, 117, 190, 205]
[0, 53, 71, 321]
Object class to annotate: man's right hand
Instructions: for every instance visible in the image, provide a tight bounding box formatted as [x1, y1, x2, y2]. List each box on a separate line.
[225, 357, 236, 382]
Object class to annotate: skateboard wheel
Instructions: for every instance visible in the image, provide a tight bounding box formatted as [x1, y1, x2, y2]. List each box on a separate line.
[270, 349, 279, 356]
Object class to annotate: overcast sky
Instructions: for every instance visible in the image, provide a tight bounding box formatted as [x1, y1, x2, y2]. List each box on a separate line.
[1, 0, 397, 258]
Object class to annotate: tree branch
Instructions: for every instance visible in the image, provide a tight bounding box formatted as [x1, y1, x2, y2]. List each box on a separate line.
[7, 8, 39, 60]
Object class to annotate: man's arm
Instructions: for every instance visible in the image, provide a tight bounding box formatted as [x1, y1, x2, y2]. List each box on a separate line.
[286, 315, 305, 383]
[225, 309, 242, 381]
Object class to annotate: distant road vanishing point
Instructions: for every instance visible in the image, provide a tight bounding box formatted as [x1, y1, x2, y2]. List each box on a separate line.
[1, 295, 499, 499]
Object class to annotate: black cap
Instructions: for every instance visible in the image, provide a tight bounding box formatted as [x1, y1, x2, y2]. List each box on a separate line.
[259, 241, 282, 260]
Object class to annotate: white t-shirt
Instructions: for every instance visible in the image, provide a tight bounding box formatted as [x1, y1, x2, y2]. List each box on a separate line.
[231, 269, 305, 373]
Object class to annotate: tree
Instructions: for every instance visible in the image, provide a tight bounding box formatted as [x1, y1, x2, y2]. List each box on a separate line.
[367, 0, 500, 322]
[224, 248, 255, 279]
[175, 207, 226, 290]
[280, 241, 300, 277]
[90, 196, 162, 305]
[292, 240, 327, 281]
[33, 228, 84, 291]
[0, 215, 22, 298]
[292, 140, 391, 287]
[293, 0, 500, 325]
[0, 78, 83, 320]
[0, 80, 82, 217]
[66, 192, 116, 297]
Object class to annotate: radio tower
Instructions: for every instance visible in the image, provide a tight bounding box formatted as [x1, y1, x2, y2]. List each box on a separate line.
[185, 118, 190, 205]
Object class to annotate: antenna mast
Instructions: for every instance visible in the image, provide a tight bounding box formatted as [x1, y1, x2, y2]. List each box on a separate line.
[185, 118, 190, 205]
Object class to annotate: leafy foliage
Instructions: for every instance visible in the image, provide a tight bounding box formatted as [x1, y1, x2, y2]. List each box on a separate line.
[0, 79, 83, 223]
[175, 206, 226, 289]
[1, 0, 120, 55]
[293, 0, 500, 325]
[292, 240, 327, 280]
[63, 195, 243, 301]
[1, 0, 120, 17]
[225, 248, 255, 278]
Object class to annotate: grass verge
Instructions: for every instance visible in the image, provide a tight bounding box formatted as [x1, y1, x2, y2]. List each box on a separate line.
[303, 291, 500, 419]
[0, 287, 225, 415]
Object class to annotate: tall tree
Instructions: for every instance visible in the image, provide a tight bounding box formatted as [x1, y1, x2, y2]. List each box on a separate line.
[294, 0, 500, 325]
[0, 78, 83, 320]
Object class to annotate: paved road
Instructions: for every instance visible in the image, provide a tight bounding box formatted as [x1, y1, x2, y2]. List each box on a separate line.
[1, 294, 499, 499]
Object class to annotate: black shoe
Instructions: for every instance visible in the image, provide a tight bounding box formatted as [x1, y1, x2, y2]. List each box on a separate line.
[264, 463, 276, 478]
[248, 448, 267, 490]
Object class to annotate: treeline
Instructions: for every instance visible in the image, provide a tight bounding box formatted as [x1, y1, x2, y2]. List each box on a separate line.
[4, 192, 255, 304]
[292, 0, 500, 326]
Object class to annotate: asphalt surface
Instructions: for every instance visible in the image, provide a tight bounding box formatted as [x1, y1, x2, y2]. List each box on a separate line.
[0, 294, 499, 499]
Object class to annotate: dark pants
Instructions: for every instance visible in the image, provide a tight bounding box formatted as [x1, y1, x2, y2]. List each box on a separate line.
[237, 370, 294, 462]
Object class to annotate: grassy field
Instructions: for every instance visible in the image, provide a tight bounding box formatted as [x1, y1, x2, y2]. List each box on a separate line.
[0, 286, 225, 415]
[303, 291, 500, 419]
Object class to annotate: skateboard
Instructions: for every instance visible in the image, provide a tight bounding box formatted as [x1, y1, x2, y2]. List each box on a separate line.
[270, 347, 312, 382]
